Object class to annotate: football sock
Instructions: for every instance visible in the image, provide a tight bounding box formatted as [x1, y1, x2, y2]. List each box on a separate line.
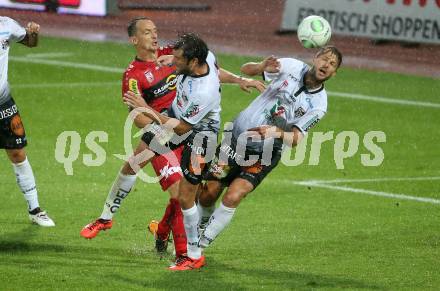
[157, 199, 174, 241]
[12, 158, 40, 212]
[197, 200, 215, 227]
[182, 204, 201, 259]
[200, 202, 236, 247]
[100, 171, 137, 220]
[170, 199, 187, 257]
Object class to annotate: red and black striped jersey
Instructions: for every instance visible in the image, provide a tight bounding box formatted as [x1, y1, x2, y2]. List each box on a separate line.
[122, 46, 177, 113]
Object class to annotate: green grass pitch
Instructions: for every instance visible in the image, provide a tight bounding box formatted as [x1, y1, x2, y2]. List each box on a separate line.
[1, 36, 439, 290]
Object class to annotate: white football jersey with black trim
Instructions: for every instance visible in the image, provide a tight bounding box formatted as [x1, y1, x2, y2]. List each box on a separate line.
[232, 58, 327, 152]
[0, 17, 26, 104]
[171, 51, 221, 133]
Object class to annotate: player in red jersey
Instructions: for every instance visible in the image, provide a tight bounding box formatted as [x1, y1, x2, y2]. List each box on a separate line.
[80, 17, 188, 258]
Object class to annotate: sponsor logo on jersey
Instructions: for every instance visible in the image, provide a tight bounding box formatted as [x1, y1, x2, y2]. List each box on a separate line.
[159, 163, 181, 180]
[278, 80, 289, 91]
[176, 92, 188, 108]
[144, 70, 154, 83]
[269, 100, 286, 118]
[152, 74, 177, 96]
[128, 78, 140, 94]
[1, 39, 9, 50]
[302, 115, 320, 132]
[0, 104, 18, 120]
[294, 107, 306, 118]
[183, 103, 200, 118]
[288, 73, 298, 81]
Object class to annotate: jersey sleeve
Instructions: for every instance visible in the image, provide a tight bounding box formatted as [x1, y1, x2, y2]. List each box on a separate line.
[293, 109, 325, 135]
[6, 17, 26, 42]
[263, 58, 303, 82]
[122, 69, 141, 98]
[180, 91, 218, 125]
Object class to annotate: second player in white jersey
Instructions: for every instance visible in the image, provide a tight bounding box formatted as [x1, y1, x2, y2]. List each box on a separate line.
[171, 51, 221, 134]
[232, 57, 327, 152]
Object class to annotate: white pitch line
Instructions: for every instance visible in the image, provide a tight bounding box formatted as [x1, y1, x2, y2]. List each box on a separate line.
[291, 181, 440, 205]
[299, 176, 440, 185]
[327, 90, 440, 109]
[10, 56, 124, 74]
[11, 81, 120, 89]
[24, 52, 74, 58]
[9, 57, 440, 109]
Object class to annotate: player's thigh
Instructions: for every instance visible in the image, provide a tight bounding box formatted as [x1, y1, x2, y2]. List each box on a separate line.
[198, 180, 224, 207]
[151, 146, 183, 192]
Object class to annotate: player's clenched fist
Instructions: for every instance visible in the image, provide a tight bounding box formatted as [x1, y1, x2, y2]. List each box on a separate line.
[26, 22, 40, 35]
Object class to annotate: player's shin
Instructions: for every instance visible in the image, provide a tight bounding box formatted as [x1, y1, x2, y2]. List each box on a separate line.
[182, 204, 202, 259]
[199, 202, 236, 248]
[197, 201, 215, 233]
[12, 158, 39, 212]
[100, 171, 137, 220]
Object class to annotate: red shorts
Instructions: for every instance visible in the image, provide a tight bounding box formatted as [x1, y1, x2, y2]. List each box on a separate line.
[151, 146, 183, 191]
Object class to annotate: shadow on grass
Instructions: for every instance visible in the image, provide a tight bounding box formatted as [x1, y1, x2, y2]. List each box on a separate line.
[108, 256, 384, 290]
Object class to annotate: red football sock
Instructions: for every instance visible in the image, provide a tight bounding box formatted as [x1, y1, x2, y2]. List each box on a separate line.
[156, 199, 174, 241]
[170, 198, 188, 257]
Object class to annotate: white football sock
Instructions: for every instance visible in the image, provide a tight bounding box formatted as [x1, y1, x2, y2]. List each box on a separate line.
[200, 202, 236, 248]
[182, 204, 202, 259]
[100, 171, 137, 220]
[12, 158, 40, 212]
[197, 201, 215, 227]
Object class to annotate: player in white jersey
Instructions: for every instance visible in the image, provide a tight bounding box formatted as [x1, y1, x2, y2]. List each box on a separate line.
[123, 33, 265, 270]
[0, 17, 55, 227]
[197, 46, 343, 253]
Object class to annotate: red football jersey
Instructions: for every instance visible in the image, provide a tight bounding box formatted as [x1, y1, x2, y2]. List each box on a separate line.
[122, 47, 177, 113]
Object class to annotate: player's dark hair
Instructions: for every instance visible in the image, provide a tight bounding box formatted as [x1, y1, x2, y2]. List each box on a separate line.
[173, 33, 208, 65]
[316, 45, 343, 68]
[127, 17, 150, 37]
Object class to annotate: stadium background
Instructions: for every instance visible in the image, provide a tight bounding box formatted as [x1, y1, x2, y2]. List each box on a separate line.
[0, 1, 439, 290]
[2, 0, 439, 78]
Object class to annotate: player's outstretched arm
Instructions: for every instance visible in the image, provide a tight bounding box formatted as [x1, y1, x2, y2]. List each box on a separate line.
[240, 56, 280, 77]
[219, 68, 265, 93]
[246, 125, 303, 148]
[19, 22, 39, 47]
[123, 91, 192, 135]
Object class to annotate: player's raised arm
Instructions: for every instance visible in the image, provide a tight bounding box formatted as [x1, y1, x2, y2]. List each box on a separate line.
[240, 55, 280, 76]
[123, 91, 191, 134]
[219, 68, 266, 93]
[19, 22, 39, 48]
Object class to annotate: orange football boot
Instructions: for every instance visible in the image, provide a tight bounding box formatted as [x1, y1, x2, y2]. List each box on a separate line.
[168, 255, 205, 271]
[80, 219, 113, 239]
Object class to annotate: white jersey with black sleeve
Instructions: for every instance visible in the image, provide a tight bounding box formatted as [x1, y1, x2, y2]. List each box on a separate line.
[0, 17, 26, 105]
[171, 51, 221, 134]
[232, 58, 327, 152]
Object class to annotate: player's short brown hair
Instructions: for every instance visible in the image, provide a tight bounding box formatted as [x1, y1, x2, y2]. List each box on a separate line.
[316, 45, 343, 68]
[127, 17, 150, 37]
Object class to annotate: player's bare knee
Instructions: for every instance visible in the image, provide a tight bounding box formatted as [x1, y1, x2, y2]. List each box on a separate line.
[6, 149, 26, 164]
[121, 161, 137, 175]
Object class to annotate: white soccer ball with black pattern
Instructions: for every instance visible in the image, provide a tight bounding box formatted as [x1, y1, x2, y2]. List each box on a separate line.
[297, 15, 332, 49]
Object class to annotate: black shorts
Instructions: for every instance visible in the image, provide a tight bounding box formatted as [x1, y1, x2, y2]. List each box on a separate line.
[206, 138, 282, 190]
[0, 98, 27, 149]
[141, 124, 218, 185]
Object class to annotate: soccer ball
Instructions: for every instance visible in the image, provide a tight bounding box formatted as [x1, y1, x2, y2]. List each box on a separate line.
[297, 15, 331, 49]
